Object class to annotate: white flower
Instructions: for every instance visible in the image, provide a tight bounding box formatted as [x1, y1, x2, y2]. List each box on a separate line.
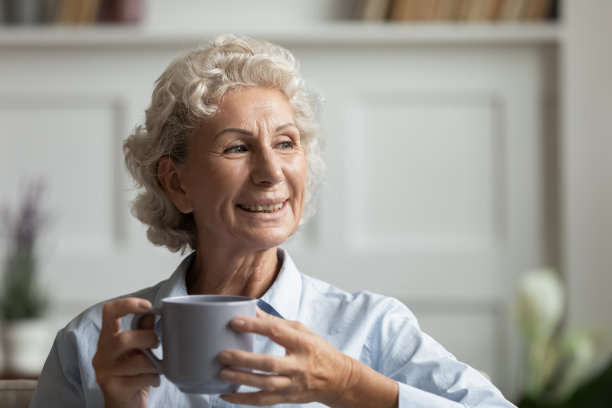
[518, 268, 565, 342]
[558, 330, 598, 398]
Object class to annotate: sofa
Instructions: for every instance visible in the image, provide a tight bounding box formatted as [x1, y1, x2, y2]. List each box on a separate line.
[0, 379, 37, 408]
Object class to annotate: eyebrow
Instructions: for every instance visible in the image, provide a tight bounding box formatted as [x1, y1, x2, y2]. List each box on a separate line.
[213, 122, 297, 140]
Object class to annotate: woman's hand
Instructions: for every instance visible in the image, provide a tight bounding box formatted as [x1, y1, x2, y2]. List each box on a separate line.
[92, 298, 162, 408]
[218, 309, 398, 408]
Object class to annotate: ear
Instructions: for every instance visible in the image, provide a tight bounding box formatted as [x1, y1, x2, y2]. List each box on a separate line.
[157, 156, 194, 214]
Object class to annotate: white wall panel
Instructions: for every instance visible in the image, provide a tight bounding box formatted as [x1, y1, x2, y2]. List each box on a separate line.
[0, 96, 125, 255]
[281, 44, 555, 394]
[345, 92, 504, 252]
[563, 0, 612, 335]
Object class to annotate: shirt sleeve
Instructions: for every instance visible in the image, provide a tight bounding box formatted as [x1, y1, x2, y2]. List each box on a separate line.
[397, 381, 516, 408]
[371, 298, 517, 408]
[29, 329, 88, 407]
[398, 383, 466, 408]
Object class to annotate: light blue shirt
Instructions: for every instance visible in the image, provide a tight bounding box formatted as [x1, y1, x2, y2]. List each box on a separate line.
[30, 249, 516, 407]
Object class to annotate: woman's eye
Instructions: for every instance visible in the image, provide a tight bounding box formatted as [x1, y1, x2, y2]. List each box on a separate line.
[277, 141, 294, 150]
[224, 145, 248, 154]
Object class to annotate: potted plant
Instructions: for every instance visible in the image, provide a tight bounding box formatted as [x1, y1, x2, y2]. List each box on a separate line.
[515, 268, 612, 407]
[1, 181, 50, 375]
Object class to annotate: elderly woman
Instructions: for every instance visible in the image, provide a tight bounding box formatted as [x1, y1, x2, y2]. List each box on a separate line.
[30, 35, 515, 408]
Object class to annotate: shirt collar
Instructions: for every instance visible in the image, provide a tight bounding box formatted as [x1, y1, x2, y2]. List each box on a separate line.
[153, 248, 302, 322]
[152, 252, 192, 306]
[259, 248, 302, 321]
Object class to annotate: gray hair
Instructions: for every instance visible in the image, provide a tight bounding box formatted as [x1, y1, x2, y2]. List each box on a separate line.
[123, 34, 325, 253]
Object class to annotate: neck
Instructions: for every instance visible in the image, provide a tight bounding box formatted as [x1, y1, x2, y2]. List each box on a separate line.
[186, 245, 280, 298]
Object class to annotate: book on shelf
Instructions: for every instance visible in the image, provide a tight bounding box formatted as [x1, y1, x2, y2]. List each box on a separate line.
[389, 0, 439, 21]
[98, 0, 143, 24]
[45, 0, 143, 25]
[457, 0, 503, 21]
[56, 0, 78, 24]
[481, 0, 503, 20]
[358, 0, 393, 21]
[522, 0, 555, 21]
[57, 0, 102, 24]
[497, 0, 528, 21]
[372, 0, 559, 23]
[80, 0, 103, 24]
[388, 0, 411, 22]
[434, 0, 462, 20]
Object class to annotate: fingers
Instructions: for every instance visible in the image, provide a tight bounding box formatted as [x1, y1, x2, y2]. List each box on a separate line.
[219, 349, 288, 375]
[111, 353, 162, 377]
[220, 368, 292, 392]
[101, 297, 152, 336]
[95, 350, 161, 378]
[105, 329, 159, 360]
[221, 315, 353, 407]
[230, 313, 307, 347]
[254, 308, 305, 328]
[219, 342, 298, 407]
[255, 307, 277, 319]
[221, 390, 291, 406]
[135, 313, 156, 330]
[117, 373, 161, 390]
[94, 297, 160, 407]
[93, 328, 160, 376]
[102, 373, 161, 405]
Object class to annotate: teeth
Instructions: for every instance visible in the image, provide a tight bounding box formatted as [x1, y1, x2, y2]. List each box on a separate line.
[241, 202, 284, 213]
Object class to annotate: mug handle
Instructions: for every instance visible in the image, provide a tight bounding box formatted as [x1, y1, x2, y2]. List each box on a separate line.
[131, 308, 163, 371]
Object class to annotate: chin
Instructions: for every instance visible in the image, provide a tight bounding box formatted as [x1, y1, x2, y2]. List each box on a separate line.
[245, 229, 296, 250]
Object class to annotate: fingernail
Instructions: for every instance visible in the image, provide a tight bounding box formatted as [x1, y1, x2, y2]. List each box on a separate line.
[218, 351, 231, 363]
[220, 369, 235, 380]
[138, 300, 151, 310]
[232, 318, 245, 328]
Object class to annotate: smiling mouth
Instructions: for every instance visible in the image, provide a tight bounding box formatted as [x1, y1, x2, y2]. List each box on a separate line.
[238, 201, 286, 213]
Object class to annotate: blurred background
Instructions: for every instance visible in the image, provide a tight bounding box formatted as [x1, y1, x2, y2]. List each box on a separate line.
[0, 0, 611, 405]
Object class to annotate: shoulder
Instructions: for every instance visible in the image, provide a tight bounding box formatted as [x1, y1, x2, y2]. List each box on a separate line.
[40, 283, 165, 399]
[61, 282, 163, 342]
[33, 285, 163, 407]
[303, 272, 414, 312]
[298, 272, 419, 331]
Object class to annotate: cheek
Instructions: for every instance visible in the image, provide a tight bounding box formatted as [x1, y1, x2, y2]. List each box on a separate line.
[187, 162, 243, 206]
[289, 155, 308, 198]
[206, 158, 246, 186]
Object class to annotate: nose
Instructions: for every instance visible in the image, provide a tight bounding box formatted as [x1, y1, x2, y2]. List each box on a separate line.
[250, 147, 283, 186]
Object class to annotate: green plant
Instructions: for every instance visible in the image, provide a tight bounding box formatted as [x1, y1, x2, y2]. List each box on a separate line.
[516, 268, 611, 407]
[1, 181, 48, 320]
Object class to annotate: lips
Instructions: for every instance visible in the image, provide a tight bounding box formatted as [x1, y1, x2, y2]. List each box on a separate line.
[237, 201, 286, 213]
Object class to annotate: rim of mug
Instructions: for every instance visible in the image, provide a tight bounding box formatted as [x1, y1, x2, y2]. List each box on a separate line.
[161, 294, 257, 306]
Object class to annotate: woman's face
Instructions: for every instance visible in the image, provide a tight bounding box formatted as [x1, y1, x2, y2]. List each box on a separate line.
[177, 87, 307, 252]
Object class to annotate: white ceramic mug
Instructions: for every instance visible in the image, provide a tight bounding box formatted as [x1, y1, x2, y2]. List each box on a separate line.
[132, 294, 257, 394]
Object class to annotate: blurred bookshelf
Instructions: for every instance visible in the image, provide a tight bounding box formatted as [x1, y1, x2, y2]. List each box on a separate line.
[356, 0, 559, 23]
[0, 0, 143, 26]
[0, 0, 562, 49]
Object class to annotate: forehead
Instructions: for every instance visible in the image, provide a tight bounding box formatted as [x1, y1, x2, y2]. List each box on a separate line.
[214, 87, 294, 125]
